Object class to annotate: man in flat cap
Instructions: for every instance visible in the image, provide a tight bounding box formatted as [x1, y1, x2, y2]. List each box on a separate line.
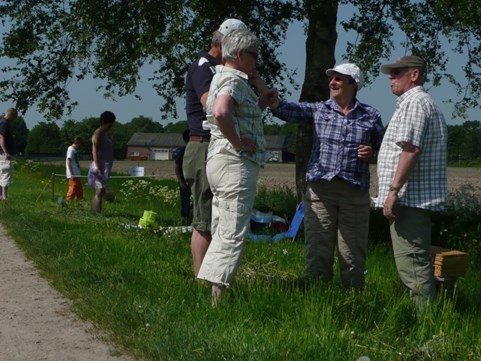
[376, 55, 448, 308]
[184, 19, 248, 278]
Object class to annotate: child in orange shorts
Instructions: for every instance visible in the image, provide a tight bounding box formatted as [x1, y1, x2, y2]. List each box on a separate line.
[66, 136, 83, 201]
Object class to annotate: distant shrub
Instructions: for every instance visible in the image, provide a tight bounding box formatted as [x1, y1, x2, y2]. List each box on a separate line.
[254, 184, 297, 221]
[433, 184, 481, 259]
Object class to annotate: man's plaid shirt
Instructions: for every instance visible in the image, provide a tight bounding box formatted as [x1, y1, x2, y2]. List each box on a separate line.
[273, 98, 384, 190]
[376, 86, 448, 211]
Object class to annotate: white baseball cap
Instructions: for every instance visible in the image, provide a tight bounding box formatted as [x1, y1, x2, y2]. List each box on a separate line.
[326, 63, 364, 89]
[217, 18, 248, 35]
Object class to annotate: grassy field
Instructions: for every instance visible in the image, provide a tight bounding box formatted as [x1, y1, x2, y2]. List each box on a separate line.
[1, 160, 480, 360]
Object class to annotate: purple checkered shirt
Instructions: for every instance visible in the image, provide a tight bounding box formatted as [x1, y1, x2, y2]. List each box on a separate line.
[273, 98, 384, 190]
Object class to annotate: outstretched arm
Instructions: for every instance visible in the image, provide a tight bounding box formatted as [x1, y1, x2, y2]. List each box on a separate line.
[248, 71, 279, 110]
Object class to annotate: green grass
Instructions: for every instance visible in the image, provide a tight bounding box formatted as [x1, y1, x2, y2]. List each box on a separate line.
[1, 160, 480, 360]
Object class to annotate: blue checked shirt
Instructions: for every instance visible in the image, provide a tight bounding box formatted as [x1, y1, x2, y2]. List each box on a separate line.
[206, 65, 266, 165]
[376, 86, 448, 211]
[273, 98, 385, 190]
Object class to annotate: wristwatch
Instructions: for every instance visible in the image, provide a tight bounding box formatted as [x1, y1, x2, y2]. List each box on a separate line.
[389, 185, 401, 192]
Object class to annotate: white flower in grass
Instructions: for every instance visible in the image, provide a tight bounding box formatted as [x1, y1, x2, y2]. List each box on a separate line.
[282, 249, 288, 255]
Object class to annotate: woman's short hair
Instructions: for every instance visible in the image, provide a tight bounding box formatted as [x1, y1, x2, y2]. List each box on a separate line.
[221, 29, 259, 62]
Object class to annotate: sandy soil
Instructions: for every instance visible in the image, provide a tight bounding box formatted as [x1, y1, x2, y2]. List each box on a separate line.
[106, 160, 480, 195]
[0, 225, 133, 361]
[1, 160, 479, 360]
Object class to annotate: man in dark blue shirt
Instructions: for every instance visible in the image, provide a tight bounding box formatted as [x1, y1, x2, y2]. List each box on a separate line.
[183, 19, 248, 278]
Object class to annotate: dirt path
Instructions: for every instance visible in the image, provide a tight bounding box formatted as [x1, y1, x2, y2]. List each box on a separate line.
[0, 225, 133, 361]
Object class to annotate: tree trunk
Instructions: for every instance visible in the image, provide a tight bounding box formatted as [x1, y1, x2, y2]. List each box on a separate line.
[295, 0, 338, 201]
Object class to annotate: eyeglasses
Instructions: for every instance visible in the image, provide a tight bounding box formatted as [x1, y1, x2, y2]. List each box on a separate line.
[244, 49, 259, 61]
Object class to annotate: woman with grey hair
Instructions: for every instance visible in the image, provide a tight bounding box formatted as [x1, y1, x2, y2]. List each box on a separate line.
[197, 29, 273, 305]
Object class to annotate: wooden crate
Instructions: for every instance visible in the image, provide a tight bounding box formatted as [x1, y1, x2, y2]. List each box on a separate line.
[431, 246, 469, 277]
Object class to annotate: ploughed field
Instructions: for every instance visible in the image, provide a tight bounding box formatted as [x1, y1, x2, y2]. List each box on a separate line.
[96, 160, 481, 197]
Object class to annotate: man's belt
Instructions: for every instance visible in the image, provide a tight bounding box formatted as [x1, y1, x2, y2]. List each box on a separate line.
[189, 136, 210, 142]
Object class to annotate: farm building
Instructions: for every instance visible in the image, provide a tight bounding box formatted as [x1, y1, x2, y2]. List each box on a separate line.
[126, 133, 291, 161]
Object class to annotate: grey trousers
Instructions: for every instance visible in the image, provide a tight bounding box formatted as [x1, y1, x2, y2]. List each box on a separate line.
[304, 178, 371, 290]
[390, 206, 435, 302]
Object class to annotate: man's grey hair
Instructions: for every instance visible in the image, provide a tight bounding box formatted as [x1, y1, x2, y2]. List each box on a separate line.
[211, 30, 223, 46]
[414, 68, 429, 83]
[221, 29, 259, 62]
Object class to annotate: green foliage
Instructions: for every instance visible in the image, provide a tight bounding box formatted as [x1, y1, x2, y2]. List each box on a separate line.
[125, 116, 163, 134]
[0, 0, 302, 119]
[0, 161, 480, 360]
[2, 1, 481, 120]
[263, 122, 282, 135]
[163, 120, 189, 134]
[25, 121, 61, 154]
[447, 121, 481, 162]
[254, 184, 297, 220]
[119, 178, 178, 206]
[10, 115, 29, 154]
[433, 184, 481, 260]
[26, 115, 167, 160]
[342, 0, 481, 118]
[109, 122, 131, 161]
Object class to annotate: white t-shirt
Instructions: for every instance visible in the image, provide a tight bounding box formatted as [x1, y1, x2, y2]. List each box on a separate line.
[66, 145, 81, 178]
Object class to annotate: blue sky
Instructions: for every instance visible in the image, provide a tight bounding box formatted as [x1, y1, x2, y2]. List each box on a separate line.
[4, 10, 478, 129]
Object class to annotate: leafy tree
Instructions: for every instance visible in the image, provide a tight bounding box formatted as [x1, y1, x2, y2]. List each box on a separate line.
[126, 116, 163, 134]
[11, 115, 29, 154]
[447, 124, 465, 162]
[446, 121, 481, 162]
[2, 0, 481, 195]
[59, 116, 161, 160]
[264, 123, 282, 135]
[279, 122, 299, 154]
[25, 122, 61, 154]
[459, 121, 481, 161]
[59, 117, 99, 157]
[163, 120, 189, 134]
[107, 122, 129, 160]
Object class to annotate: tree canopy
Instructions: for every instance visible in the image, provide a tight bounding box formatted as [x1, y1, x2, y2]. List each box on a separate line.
[0, 0, 302, 119]
[11, 115, 29, 154]
[1, 0, 480, 119]
[2, 0, 481, 193]
[23, 116, 481, 164]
